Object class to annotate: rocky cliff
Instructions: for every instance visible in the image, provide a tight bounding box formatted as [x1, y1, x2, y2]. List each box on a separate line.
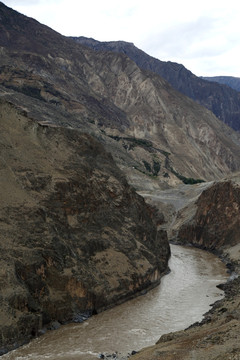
[0, 100, 170, 354]
[176, 180, 240, 250]
[74, 37, 240, 131]
[1, 2, 240, 192]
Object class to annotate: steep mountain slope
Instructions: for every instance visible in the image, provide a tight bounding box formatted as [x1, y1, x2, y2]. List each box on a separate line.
[0, 3, 173, 351]
[74, 37, 240, 131]
[1, 2, 240, 191]
[202, 75, 240, 92]
[0, 99, 170, 353]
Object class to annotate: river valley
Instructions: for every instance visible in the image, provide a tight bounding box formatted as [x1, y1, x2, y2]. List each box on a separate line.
[2, 245, 228, 360]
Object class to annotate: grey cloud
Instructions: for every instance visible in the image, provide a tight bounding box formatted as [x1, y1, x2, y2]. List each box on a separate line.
[4, 0, 51, 6]
[143, 16, 222, 59]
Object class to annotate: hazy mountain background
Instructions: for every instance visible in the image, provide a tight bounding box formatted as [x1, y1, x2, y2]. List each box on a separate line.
[201, 76, 240, 92]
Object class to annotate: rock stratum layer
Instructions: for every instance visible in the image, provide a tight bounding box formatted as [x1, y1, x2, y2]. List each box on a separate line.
[0, 100, 170, 354]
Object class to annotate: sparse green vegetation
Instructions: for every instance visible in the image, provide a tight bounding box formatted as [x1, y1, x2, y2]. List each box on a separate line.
[142, 158, 161, 176]
[108, 135, 153, 149]
[128, 137, 153, 148]
[109, 135, 203, 183]
[162, 152, 205, 184]
[109, 135, 121, 141]
[182, 177, 205, 184]
[142, 160, 152, 173]
[157, 149, 171, 157]
[153, 159, 161, 176]
[20, 85, 44, 100]
[168, 166, 205, 185]
[5, 84, 45, 101]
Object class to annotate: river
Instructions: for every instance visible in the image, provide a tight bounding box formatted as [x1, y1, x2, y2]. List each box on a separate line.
[2, 245, 228, 360]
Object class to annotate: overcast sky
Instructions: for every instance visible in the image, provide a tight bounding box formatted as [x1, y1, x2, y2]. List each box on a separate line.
[3, 0, 240, 77]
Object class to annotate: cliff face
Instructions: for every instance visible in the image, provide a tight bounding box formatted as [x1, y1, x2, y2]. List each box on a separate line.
[0, 3, 240, 191]
[0, 100, 170, 353]
[75, 37, 240, 132]
[176, 180, 240, 250]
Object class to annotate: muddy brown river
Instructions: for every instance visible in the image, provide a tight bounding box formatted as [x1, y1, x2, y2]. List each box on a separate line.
[2, 245, 228, 360]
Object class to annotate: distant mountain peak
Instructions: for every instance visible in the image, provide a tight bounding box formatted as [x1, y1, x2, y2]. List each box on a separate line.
[201, 76, 240, 92]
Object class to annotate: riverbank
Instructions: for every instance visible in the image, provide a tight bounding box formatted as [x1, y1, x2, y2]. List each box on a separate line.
[129, 269, 240, 359]
[130, 178, 240, 360]
[1, 179, 239, 359]
[97, 252, 237, 360]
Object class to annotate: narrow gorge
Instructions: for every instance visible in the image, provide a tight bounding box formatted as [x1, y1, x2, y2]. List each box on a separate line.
[0, 2, 240, 359]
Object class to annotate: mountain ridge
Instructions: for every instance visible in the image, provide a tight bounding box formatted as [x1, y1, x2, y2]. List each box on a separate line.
[0, 2, 240, 189]
[201, 75, 240, 92]
[73, 36, 240, 132]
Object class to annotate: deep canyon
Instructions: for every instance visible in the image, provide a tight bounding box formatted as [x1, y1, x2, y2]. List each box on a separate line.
[0, 2, 240, 359]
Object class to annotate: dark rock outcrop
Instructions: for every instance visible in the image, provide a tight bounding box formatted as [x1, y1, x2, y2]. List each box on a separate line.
[176, 180, 240, 250]
[0, 100, 170, 353]
[74, 37, 240, 131]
